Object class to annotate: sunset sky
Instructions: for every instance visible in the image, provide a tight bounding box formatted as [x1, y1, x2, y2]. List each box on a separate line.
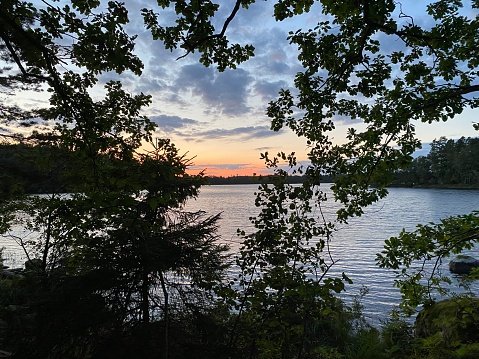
[5, 1, 479, 176]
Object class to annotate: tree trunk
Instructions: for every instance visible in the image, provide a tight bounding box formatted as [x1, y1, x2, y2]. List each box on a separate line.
[159, 270, 169, 359]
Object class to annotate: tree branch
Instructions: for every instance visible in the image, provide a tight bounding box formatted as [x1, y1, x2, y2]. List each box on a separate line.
[414, 84, 479, 116]
[177, 0, 243, 60]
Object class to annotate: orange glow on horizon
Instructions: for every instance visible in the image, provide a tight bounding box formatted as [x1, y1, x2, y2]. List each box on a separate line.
[186, 165, 272, 177]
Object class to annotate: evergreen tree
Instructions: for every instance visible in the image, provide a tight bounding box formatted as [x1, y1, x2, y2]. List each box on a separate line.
[1, 2, 228, 357]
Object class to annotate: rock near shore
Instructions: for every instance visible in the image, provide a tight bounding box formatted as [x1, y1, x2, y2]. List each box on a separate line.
[415, 298, 479, 343]
[449, 255, 479, 275]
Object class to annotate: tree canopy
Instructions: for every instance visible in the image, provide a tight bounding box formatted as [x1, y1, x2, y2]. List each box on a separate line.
[148, 0, 479, 353]
[2, 0, 479, 358]
[1, 2, 228, 357]
[147, 0, 479, 214]
[141, 0, 479, 355]
[394, 136, 479, 187]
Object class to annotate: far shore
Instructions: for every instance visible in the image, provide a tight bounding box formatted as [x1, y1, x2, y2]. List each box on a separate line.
[205, 175, 479, 189]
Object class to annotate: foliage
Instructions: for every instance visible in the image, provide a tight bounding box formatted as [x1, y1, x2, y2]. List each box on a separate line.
[142, 0, 479, 356]
[227, 166, 351, 357]
[377, 211, 479, 314]
[225, 283, 385, 359]
[142, 0, 256, 71]
[205, 174, 316, 185]
[380, 314, 415, 359]
[409, 298, 479, 359]
[0, 141, 74, 195]
[0, 139, 228, 358]
[394, 137, 479, 187]
[2, 0, 479, 358]
[415, 298, 479, 344]
[148, 0, 479, 209]
[0, 0, 145, 136]
[1, 1, 228, 358]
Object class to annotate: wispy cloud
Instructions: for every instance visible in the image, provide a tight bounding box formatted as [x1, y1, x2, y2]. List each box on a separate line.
[254, 146, 275, 151]
[151, 115, 200, 130]
[178, 125, 281, 142]
[192, 163, 251, 170]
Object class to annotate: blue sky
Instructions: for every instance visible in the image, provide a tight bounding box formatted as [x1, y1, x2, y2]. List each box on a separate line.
[4, 0, 478, 176]
[126, 0, 478, 175]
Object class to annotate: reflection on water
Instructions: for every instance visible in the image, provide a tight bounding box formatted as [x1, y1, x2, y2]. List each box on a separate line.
[2, 186, 479, 323]
[186, 185, 479, 323]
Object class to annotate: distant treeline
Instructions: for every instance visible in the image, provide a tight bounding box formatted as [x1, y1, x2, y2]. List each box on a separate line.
[392, 136, 479, 188]
[2, 137, 479, 194]
[205, 175, 334, 185]
[0, 142, 70, 196]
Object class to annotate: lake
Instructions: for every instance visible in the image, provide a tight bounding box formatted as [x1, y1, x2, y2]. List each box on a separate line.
[185, 184, 479, 323]
[2, 185, 478, 324]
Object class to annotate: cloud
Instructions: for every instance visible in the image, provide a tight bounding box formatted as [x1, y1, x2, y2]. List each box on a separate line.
[247, 27, 298, 77]
[151, 115, 200, 131]
[118, 2, 303, 122]
[254, 80, 288, 102]
[173, 64, 254, 116]
[176, 63, 214, 87]
[178, 125, 281, 142]
[97, 71, 138, 87]
[192, 163, 251, 170]
[187, 162, 270, 176]
[135, 76, 168, 93]
[150, 115, 280, 143]
[413, 143, 432, 158]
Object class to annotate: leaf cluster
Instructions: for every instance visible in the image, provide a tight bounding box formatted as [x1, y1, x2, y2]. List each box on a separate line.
[378, 211, 479, 314]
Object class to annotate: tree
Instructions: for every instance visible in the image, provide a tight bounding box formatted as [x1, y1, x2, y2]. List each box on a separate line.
[453, 137, 479, 185]
[141, 0, 479, 220]
[392, 136, 479, 187]
[2, 140, 227, 358]
[142, 0, 479, 347]
[3, 0, 479, 357]
[1, 0, 146, 137]
[377, 211, 479, 315]
[1, 2, 228, 358]
[428, 137, 456, 184]
[143, 0, 479, 208]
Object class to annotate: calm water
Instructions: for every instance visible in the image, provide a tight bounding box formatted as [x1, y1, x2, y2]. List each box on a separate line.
[2, 186, 478, 324]
[185, 185, 479, 323]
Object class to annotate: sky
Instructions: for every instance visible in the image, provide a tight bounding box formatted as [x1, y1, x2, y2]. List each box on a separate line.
[119, 0, 317, 176]
[4, 1, 479, 176]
